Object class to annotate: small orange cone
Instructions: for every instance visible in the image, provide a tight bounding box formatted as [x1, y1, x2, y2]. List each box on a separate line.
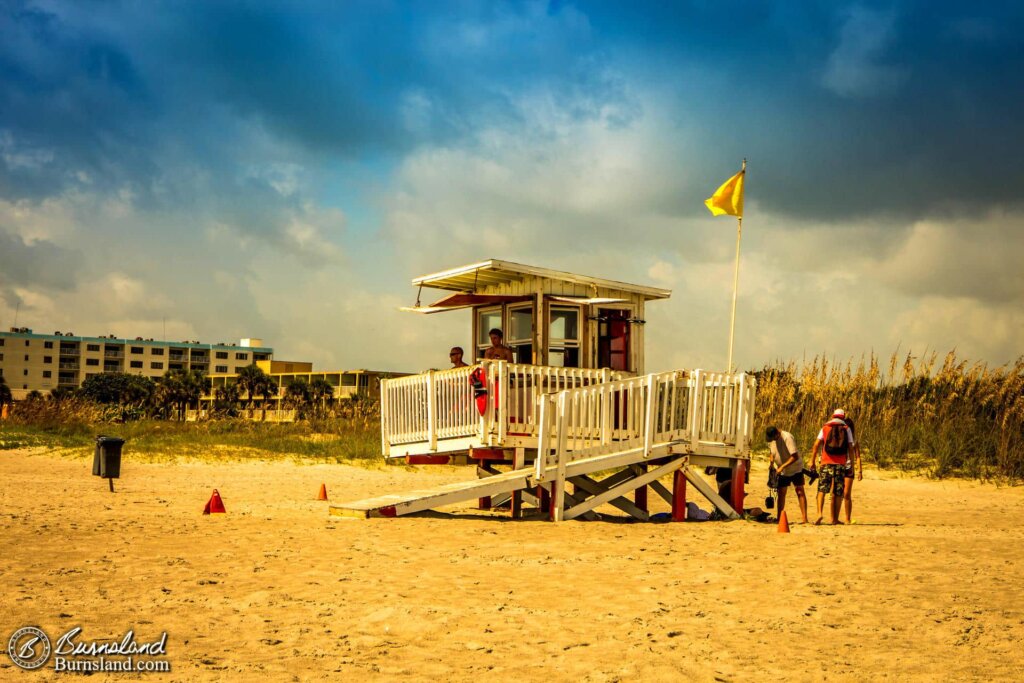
[777, 509, 790, 533]
[203, 489, 226, 515]
[317, 483, 328, 501]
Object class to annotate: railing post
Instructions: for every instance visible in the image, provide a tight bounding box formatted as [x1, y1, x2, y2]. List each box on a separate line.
[600, 382, 613, 446]
[643, 373, 656, 458]
[535, 396, 551, 482]
[426, 371, 437, 452]
[498, 361, 508, 446]
[552, 392, 569, 522]
[380, 379, 390, 457]
[688, 369, 704, 447]
[735, 373, 748, 455]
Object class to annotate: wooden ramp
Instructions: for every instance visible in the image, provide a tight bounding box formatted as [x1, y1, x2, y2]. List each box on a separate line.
[330, 468, 533, 519]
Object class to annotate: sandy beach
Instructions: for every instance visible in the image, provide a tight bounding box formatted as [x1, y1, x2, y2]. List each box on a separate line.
[2, 447, 1023, 682]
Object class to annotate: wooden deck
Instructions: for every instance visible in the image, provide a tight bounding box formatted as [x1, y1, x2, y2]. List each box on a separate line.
[335, 364, 756, 522]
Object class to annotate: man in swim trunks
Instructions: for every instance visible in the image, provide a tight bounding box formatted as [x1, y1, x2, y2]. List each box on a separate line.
[841, 412, 863, 524]
[766, 426, 808, 523]
[809, 409, 856, 525]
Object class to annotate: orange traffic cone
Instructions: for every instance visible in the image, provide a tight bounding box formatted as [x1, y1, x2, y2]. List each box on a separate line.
[317, 483, 328, 501]
[777, 509, 790, 533]
[203, 489, 226, 515]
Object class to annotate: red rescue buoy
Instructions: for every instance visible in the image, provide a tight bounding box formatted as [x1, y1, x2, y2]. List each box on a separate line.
[469, 367, 488, 416]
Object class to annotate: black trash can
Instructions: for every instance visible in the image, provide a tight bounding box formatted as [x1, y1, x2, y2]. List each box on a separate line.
[93, 436, 125, 479]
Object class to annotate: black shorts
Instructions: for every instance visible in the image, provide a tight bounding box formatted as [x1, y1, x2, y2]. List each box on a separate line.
[778, 471, 805, 488]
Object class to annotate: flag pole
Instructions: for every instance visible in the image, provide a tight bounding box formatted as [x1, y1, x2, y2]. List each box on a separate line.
[726, 158, 746, 374]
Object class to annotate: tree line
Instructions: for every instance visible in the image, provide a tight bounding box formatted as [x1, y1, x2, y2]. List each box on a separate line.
[0, 364, 339, 421]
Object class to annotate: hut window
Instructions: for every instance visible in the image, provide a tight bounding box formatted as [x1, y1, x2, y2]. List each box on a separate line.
[548, 306, 580, 368]
[507, 305, 533, 363]
[476, 307, 503, 359]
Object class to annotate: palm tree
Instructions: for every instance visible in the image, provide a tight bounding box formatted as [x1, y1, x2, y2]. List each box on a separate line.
[259, 379, 278, 421]
[284, 378, 312, 419]
[0, 374, 12, 412]
[308, 377, 334, 417]
[214, 381, 242, 417]
[181, 369, 210, 416]
[236, 364, 272, 411]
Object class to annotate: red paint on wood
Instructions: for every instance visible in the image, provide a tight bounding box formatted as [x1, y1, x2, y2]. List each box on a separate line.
[469, 448, 508, 461]
[405, 455, 451, 465]
[478, 496, 492, 510]
[672, 469, 687, 522]
[378, 506, 397, 518]
[731, 460, 746, 514]
[537, 485, 551, 514]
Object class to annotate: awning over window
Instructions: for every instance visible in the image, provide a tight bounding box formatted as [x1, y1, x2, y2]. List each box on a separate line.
[548, 296, 628, 305]
[399, 293, 527, 314]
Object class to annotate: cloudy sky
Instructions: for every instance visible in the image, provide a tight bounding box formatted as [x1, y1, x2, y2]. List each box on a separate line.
[2, 0, 1022, 373]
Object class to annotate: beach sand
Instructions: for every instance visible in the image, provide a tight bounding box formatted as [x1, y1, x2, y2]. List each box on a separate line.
[2, 447, 1023, 682]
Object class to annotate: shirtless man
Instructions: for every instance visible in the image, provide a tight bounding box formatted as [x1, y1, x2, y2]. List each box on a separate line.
[483, 328, 514, 362]
[449, 346, 468, 368]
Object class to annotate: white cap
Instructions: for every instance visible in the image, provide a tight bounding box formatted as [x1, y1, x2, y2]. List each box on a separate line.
[833, 408, 846, 418]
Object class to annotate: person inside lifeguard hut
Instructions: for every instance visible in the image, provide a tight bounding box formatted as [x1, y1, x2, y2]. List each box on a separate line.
[484, 329, 514, 362]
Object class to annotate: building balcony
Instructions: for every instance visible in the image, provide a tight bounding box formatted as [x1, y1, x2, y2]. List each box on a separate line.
[59, 362, 79, 370]
[104, 351, 124, 358]
[169, 354, 187, 362]
[58, 377, 78, 386]
[59, 348, 80, 357]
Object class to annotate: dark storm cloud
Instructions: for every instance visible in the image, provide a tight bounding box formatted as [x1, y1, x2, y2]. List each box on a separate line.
[0, 228, 80, 305]
[584, 0, 1024, 221]
[2, 0, 1023, 237]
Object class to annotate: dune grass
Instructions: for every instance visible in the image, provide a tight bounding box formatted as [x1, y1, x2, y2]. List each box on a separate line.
[0, 398, 383, 465]
[4, 351, 1022, 480]
[753, 351, 1024, 481]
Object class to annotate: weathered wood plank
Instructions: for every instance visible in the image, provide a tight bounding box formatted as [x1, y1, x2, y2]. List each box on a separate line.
[562, 457, 687, 521]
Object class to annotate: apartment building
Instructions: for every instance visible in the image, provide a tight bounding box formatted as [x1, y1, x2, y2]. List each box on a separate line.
[204, 360, 398, 405]
[0, 328, 273, 400]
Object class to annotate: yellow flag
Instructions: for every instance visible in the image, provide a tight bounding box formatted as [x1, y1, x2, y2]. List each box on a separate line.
[704, 169, 744, 217]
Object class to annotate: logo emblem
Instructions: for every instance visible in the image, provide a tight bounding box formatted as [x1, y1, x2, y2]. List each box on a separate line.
[8, 627, 51, 670]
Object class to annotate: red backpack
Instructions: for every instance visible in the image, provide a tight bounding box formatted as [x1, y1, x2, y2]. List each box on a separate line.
[824, 421, 849, 456]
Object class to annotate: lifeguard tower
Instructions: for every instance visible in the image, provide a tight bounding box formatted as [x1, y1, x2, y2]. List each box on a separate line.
[331, 259, 757, 522]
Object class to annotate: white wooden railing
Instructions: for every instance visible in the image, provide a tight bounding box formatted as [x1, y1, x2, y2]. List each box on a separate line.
[380, 362, 627, 456]
[533, 370, 756, 481]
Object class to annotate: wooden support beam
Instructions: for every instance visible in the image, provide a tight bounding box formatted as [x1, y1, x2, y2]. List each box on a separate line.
[682, 467, 740, 520]
[672, 469, 687, 522]
[648, 477, 674, 506]
[570, 474, 650, 521]
[731, 459, 747, 515]
[470, 448, 509, 461]
[562, 457, 687, 521]
[634, 462, 648, 513]
[405, 454, 451, 465]
[534, 482, 600, 521]
[511, 447, 525, 519]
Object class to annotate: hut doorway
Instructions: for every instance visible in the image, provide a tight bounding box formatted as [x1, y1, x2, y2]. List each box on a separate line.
[597, 309, 632, 372]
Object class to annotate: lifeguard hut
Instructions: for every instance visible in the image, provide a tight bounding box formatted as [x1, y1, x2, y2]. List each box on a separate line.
[331, 259, 757, 522]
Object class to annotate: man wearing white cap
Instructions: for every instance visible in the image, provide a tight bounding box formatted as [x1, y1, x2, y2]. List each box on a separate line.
[809, 409, 856, 525]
